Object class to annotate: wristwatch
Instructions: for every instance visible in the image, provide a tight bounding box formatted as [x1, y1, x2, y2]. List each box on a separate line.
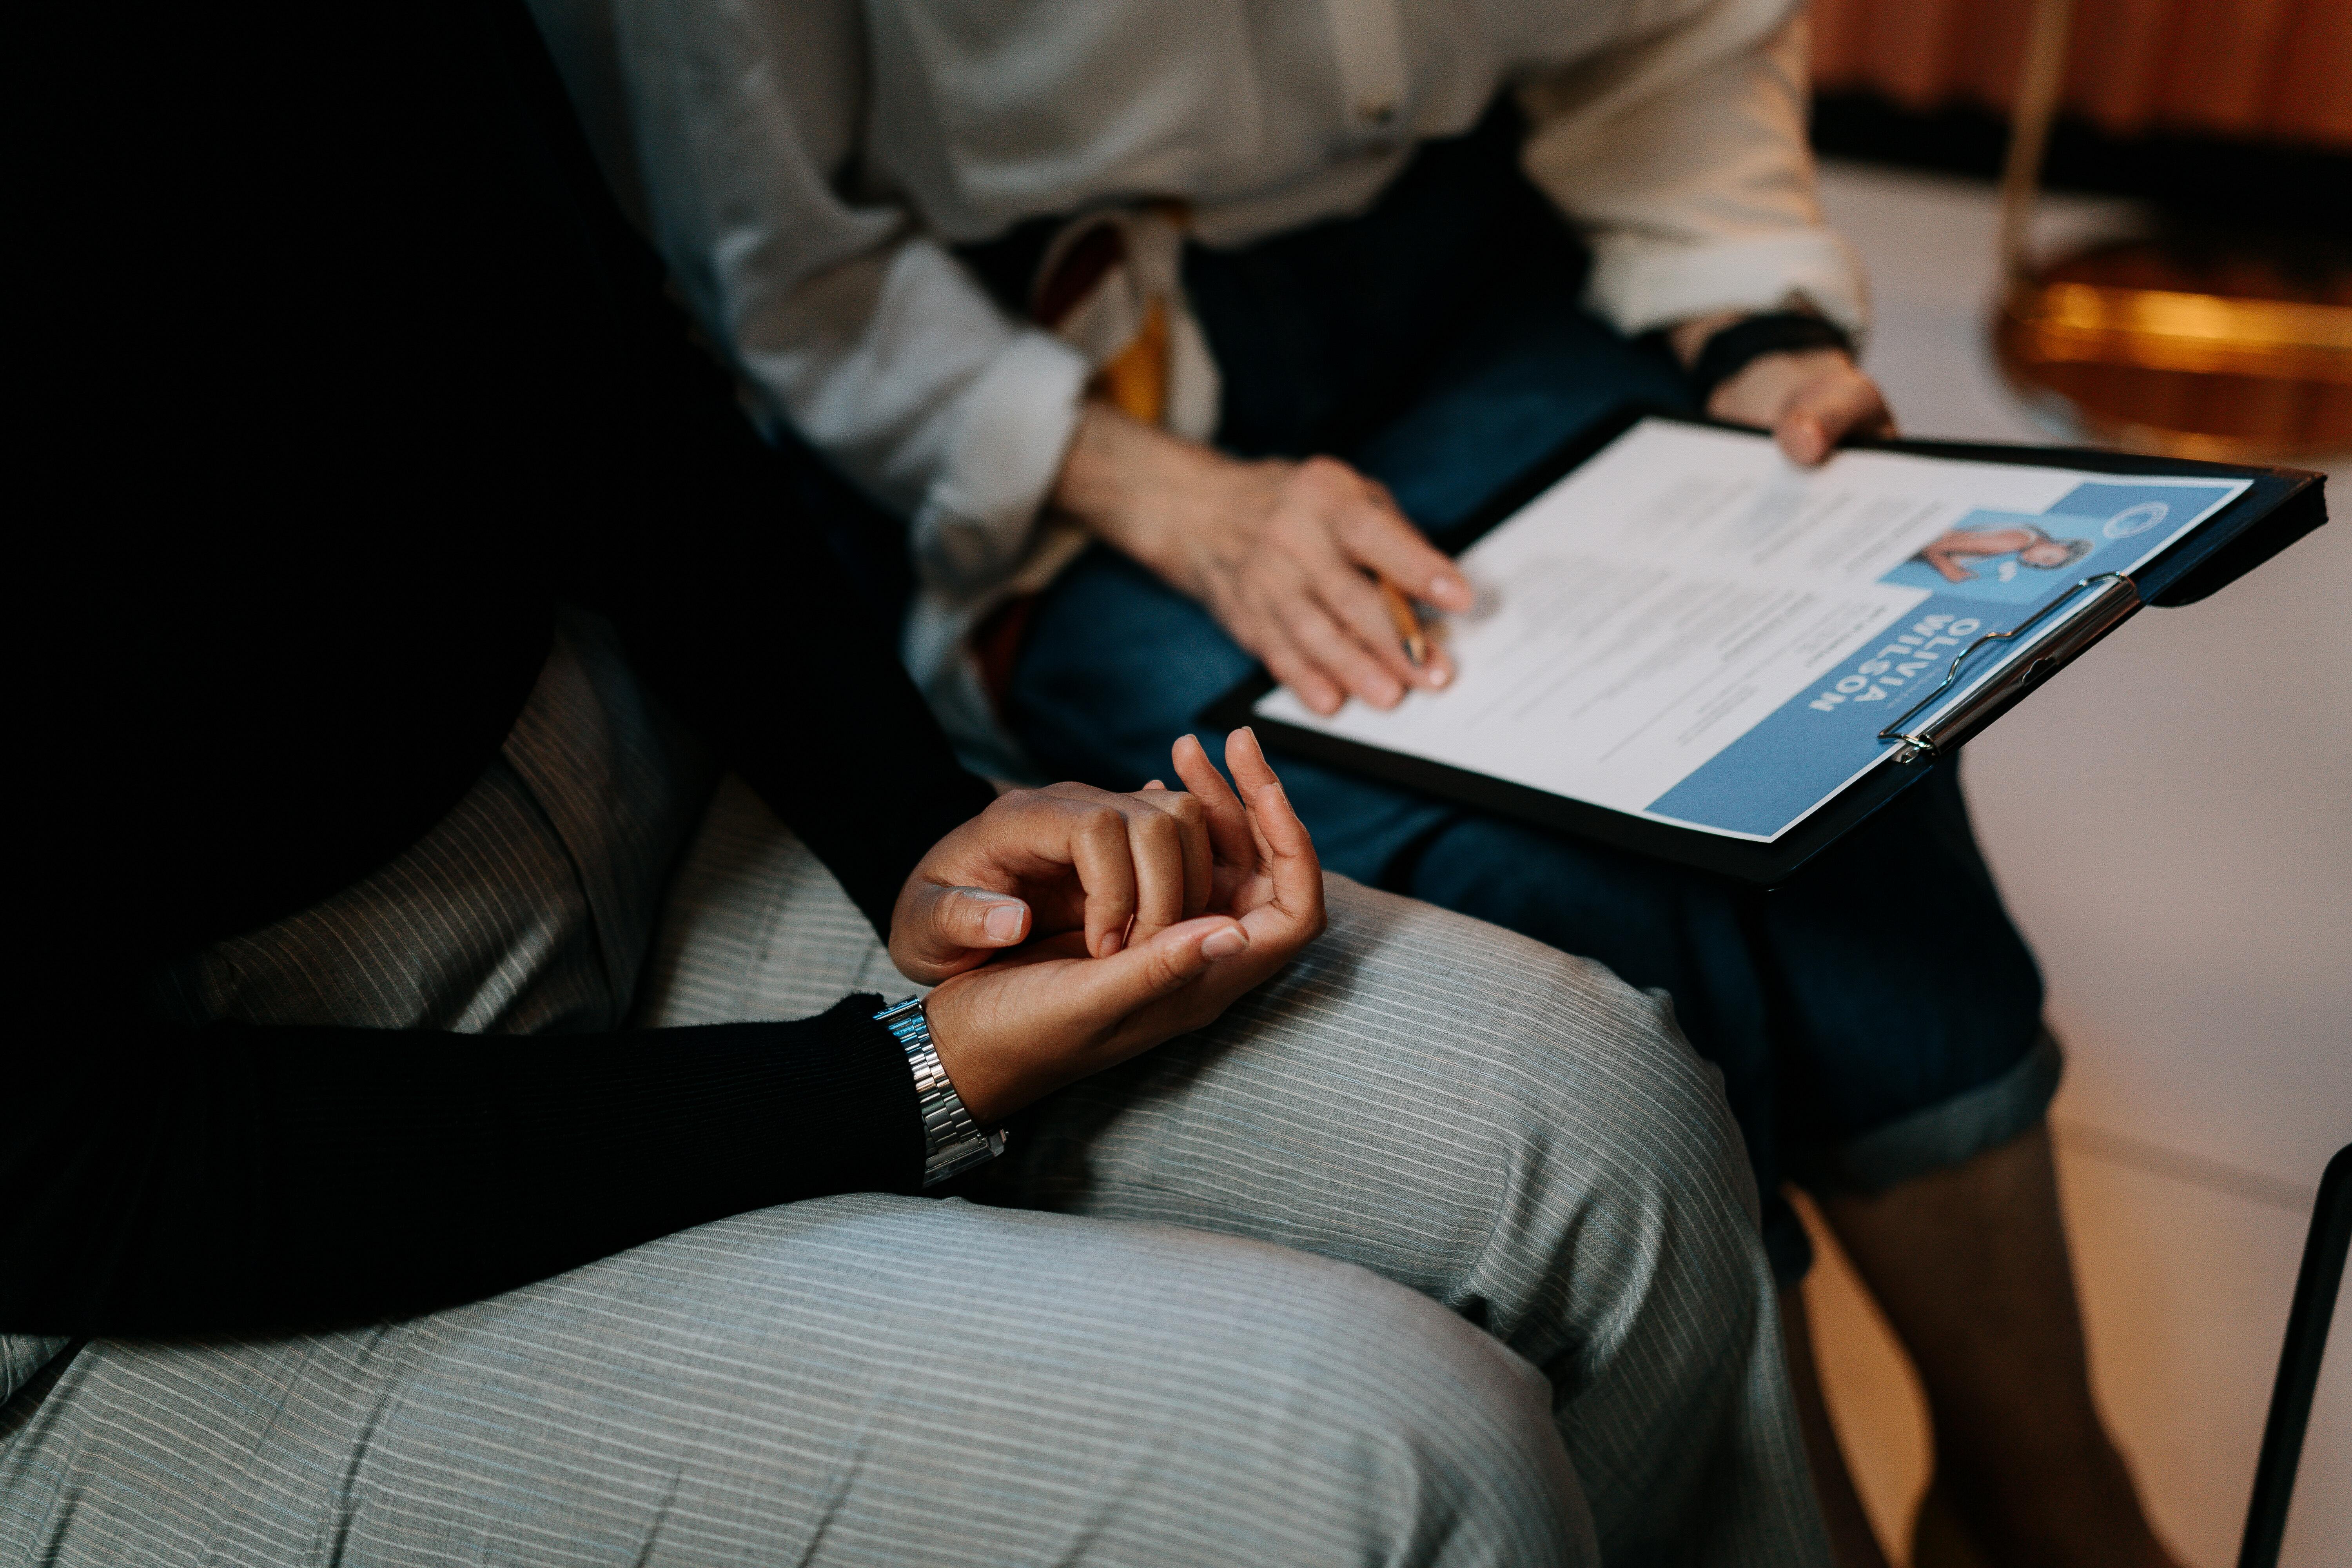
[875, 996, 1007, 1187]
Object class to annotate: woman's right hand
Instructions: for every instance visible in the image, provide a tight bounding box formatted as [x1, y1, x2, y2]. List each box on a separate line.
[916, 729, 1324, 1126]
[1051, 401, 1474, 717]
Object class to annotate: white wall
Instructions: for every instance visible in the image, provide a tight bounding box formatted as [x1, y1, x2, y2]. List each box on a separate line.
[1807, 162, 2350, 1568]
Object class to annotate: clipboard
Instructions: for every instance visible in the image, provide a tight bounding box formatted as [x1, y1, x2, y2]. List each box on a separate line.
[1203, 407, 2328, 886]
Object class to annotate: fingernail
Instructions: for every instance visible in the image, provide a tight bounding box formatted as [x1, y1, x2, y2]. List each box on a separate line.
[1201, 924, 1249, 959]
[983, 902, 1026, 942]
[1105, 913, 1135, 956]
[1428, 664, 1450, 688]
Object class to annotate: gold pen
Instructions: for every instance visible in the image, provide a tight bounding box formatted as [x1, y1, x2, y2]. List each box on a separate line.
[1379, 576, 1428, 669]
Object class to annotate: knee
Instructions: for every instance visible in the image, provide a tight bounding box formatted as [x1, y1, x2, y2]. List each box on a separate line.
[1328, 877, 1751, 1212]
[1513, 940, 1753, 1217]
[1309, 878, 1771, 1387]
[1187, 1250, 1593, 1564]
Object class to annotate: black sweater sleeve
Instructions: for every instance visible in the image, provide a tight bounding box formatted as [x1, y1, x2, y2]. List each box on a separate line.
[6, 1, 994, 1336]
[2, 1000, 923, 1334]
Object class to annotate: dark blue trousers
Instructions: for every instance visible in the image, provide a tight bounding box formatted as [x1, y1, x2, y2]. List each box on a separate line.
[992, 111, 2055, 1281]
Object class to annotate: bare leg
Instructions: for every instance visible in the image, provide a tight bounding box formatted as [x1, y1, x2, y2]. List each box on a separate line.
[1815, 1122, 2181, 1568]
[1782, 1285, 1895, 1568]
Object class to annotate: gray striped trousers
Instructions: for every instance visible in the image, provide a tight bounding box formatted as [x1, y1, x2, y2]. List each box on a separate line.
[3, 766, 1827, 1566]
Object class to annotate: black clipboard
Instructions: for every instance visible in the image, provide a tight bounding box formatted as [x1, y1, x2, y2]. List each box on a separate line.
[1203, 408, 2328, 886]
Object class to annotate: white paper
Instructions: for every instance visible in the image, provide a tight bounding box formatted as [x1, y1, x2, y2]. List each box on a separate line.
[1256, 420, 2248, 841]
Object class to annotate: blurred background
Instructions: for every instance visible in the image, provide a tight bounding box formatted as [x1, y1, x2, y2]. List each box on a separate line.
[1812, 0, 2348, 157]
[1787, 2, 2348, 1563]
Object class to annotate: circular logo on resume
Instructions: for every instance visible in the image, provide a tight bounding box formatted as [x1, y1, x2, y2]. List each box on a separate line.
[2104, 501, 2168, 538]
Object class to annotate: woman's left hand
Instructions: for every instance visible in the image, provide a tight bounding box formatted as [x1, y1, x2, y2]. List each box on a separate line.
[911, 728, 1327, 1125]
[1672, 315, 1897, 466]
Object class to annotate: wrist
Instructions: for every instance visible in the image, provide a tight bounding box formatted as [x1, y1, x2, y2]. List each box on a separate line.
[1668, 311, 1748, 370]
[1678, 312, 1856, 407]
[1049, 400, 1218, 586]
[908, 975, 1023, 1128]
[876, 995, 1007, 1186]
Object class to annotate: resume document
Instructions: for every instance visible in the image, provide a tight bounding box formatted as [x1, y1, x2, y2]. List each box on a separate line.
[1256, 419, 2247, 841]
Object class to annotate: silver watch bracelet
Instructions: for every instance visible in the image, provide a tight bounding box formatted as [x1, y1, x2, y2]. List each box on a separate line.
[874, 996, 1007, 1187]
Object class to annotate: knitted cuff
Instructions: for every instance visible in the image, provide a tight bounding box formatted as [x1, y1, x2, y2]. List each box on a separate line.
[1688, 312, 1855, 405]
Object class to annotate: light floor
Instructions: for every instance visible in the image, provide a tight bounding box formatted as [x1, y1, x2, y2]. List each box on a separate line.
[1806, 161, 2351, 1568]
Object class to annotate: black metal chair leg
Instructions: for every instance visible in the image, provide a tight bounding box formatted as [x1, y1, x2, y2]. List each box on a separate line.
[2238, 1142, 2351, 1568]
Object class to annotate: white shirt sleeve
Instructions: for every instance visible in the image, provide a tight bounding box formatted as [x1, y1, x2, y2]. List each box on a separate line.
[528, 0, 1088, 595]
[1516, 0, 1867, 339]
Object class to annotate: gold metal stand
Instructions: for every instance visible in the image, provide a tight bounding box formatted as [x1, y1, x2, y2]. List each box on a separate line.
[1991, 0, 2352, 461]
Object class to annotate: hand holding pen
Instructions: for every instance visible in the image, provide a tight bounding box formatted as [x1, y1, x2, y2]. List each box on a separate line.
[1051, 401, 1470, 715]
[1378, 575, 1432, 673]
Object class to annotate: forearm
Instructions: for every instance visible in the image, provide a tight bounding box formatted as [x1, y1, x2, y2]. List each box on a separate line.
[1924, 548, 1973, 582]
[2, 998, 923, 1335]
[1047, 400, 1246, 592]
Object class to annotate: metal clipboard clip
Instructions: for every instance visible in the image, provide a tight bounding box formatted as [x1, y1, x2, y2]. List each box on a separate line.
[1879, 571, 2143, 765]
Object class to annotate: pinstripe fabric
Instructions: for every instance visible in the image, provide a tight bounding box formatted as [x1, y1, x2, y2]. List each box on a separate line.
[143, 608, 710, 1038]
[0, 610, 715, 1419]
[638, 780, 1828, 1568]
[2, 650, 1828, 1566]
[2, 1197, 1591, 1566]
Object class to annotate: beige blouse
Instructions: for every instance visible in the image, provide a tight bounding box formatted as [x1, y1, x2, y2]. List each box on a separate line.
[530, 0, 1866, 763]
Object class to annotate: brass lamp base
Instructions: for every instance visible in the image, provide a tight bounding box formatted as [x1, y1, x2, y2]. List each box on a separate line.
[1994, 238, 2352, 462]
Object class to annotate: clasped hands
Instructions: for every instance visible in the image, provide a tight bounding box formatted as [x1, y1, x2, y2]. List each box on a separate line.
[888, 728, 1324, 1127]
[1051, 329, 1895, 716]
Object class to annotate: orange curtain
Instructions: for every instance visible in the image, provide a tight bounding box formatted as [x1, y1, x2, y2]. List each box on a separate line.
[1809, 0, 2352, 149]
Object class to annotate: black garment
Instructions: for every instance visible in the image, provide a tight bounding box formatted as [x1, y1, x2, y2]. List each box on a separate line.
[9, 1, 996, 1333]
